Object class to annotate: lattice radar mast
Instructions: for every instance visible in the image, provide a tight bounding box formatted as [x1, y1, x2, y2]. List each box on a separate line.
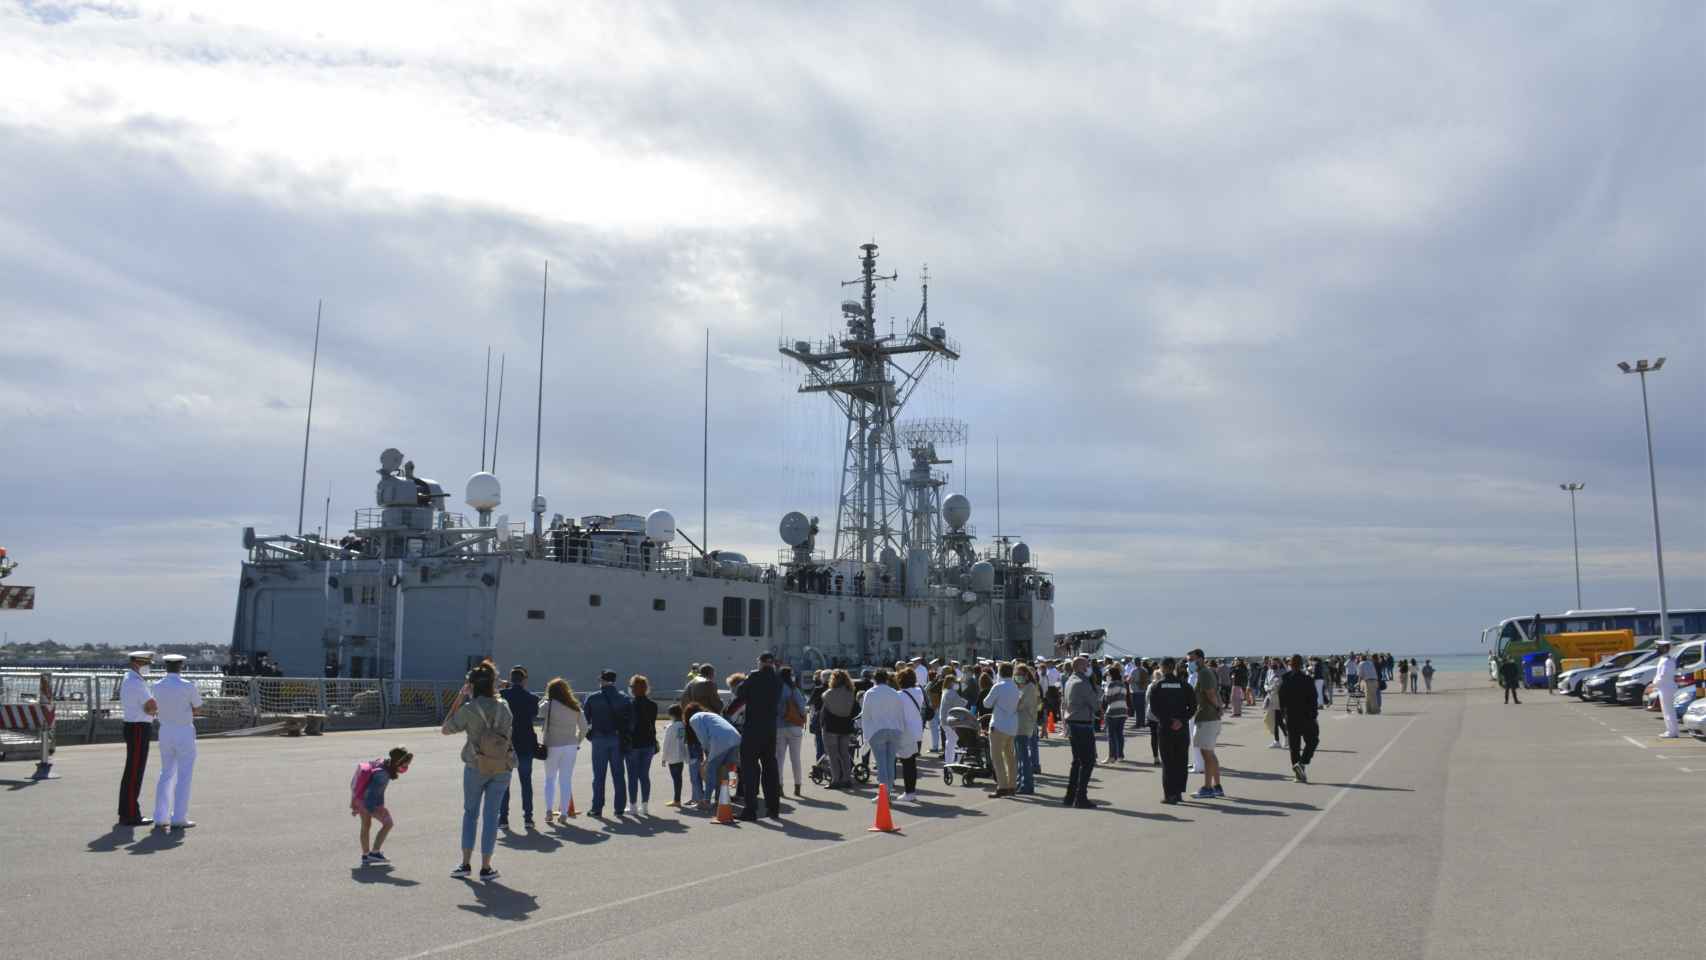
[780, 245, 960, 565]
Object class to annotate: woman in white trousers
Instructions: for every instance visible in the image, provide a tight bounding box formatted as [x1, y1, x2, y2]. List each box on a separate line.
[540, 678, 588, 822]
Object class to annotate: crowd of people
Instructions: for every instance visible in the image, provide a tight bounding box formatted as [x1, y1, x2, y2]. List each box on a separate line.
[106, 645, 1428, 881]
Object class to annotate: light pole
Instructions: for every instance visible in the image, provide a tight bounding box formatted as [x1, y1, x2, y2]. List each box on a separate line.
[1559, 483, 1584, 609]
[1615, 358, 1670, 646]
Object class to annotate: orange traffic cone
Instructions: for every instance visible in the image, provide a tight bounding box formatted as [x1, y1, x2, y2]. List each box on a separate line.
[565, 796, 577, 818]
[868, 783, 899, 833]
[1046, 712, 1056, 736]
[714, 765, 736, 824]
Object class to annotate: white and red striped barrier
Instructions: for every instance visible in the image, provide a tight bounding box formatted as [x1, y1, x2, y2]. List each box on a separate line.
[0, 702, 55, 731]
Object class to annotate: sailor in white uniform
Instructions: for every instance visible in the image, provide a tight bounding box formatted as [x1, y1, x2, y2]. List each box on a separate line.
[1652, 640, 1680, 739]
[117, 651, 157, 825]
[149, 654, 204, 829]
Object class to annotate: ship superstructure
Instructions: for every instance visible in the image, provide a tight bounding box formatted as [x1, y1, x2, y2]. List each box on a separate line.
[231, 244, 1055, 691]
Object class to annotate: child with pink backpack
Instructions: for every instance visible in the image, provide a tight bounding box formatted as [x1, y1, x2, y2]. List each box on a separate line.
[352, 746, 412, 866]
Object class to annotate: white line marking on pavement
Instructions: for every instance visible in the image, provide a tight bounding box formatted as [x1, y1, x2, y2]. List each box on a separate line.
[1163, 715, 1419, 960]
[1680, 767, 1694, 773]
[394, 794, 1005, 960]
[1623, 736, 1648, 749]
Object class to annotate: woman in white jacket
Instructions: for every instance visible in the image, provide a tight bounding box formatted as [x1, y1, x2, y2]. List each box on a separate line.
[1262, 660, 1285, 748]
[859, 670, 909, 800]
[896, 670, 927, 803]
[937, 669, 965, 765]
[540, 678, 589, 822]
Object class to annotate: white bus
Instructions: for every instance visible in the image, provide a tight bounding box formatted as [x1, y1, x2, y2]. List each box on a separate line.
[1483, 607, 1706, 662]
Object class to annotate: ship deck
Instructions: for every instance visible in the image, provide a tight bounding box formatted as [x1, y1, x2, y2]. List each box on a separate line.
[2, 673, 1699, 959]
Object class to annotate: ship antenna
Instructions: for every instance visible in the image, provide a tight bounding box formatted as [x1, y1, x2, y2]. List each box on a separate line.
[703, 326, 710, 553]
[480, 345, 492, 471]
[491, 353, 506, 473]
[532, 261, 548, 540]
[296, 299, 322, 537]
[995, 433, 1002, 552]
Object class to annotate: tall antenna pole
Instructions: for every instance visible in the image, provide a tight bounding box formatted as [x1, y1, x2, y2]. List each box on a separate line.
[532, 262, 548, 540]
[703, 327, 710, 552]
[480, 346, 492, 471]
[995, 433, 1002, 553]
[296, 299, 322, 537]
[492, 354, 506, 472]
[323, 484, 332, 542]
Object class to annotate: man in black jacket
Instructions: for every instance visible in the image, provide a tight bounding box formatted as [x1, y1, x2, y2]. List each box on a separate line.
[1148, 657, 1196, 804]
[736, 652, 784, 820]
[498, 666, 540, 828]
[1278, 655, 1319, 783]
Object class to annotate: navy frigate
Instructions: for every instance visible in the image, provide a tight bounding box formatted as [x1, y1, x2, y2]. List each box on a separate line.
[231, 244, 1055, 690]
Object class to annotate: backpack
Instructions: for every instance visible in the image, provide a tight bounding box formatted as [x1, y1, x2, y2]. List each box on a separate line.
[782, 689, 806, 727]
[470, 700, 514, 777]
[350, 758, 382, 815]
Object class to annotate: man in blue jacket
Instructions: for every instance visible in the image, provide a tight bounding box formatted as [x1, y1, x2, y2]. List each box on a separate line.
[582, 669, 634, 817]
[498, 665, 539, 828]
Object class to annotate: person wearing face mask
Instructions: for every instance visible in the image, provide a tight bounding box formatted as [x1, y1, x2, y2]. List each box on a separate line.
[1014, 663, 1041, 794]
[1061, 656, 1097, 808]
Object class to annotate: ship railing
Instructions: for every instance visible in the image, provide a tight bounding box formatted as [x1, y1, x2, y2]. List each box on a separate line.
[351, 508, 472, 531]
[535, 539, 693, 576]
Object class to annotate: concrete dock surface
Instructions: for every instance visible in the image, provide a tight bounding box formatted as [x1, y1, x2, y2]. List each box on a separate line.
[1, 672, 1697, 960]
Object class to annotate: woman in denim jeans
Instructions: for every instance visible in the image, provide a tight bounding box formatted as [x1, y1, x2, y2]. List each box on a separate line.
[625, 675, 659, 817]
[441, 662, 514, 881]
[1014, 664, 1041, 794]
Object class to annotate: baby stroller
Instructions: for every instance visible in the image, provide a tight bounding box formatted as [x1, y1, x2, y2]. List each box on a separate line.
[809, 726, 871, 786]
[941, 707, 994, 787]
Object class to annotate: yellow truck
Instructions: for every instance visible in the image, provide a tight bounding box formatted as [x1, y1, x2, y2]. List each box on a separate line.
[1545, 629, 1636, 665]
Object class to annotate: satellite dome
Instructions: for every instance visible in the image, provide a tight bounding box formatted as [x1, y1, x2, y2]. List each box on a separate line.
[942, 493, 971, 531]
[1011, 542, 1031, 567]
[779, 511, 812, 547]
[970, 560, 995, 593]
[465, 472, 502, 511]
[645, 509, 676, 543]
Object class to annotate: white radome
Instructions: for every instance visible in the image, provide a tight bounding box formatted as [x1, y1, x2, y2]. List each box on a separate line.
[942, 493, 971, 530]
[465, 472, 502, 511]
[645, 509, 677, 543]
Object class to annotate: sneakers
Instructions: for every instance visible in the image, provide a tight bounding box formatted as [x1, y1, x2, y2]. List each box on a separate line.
[1268, 741, 1283, 749]
[901, 792, 918, 803]
[451, 864, 472, 879]
[638, 802, 649, 817]
[1161, 795, 1181, 805]
[1210, 786, 1225, 798]
[365, 850, 388, 862]
[1192, 787, 1216, 799]
[479, 867, 499, 882]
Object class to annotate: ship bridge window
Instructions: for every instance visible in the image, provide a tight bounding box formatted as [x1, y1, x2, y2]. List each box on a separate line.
[703, 606, 717, 627]
[748, 599, 765, 638]
[342, 586, 354, 605]
[527, 609, 546, 621]
[722, 597, 745, 637]
[360, 585, 377, 605]
[653, 598, 666, 612]
[887, 626, 902, 647]
[589, 594, 602, 607]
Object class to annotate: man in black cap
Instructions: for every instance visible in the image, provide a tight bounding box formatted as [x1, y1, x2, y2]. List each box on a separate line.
[736, 652, 783, 820]
[581, 669, 633, 817]
[499, 665, 540, 828]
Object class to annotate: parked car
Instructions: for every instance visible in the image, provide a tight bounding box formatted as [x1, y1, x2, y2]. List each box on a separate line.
[1561, 649, 1648, 697]
[1682, 698, 1706, 737]
[1582, 650, 1659, 702]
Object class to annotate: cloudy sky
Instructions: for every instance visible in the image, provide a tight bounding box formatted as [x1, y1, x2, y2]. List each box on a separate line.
[2, 0, 1701, 656]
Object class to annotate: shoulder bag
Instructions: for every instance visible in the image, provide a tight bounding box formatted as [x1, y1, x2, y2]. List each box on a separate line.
[535, 700, 550, 760]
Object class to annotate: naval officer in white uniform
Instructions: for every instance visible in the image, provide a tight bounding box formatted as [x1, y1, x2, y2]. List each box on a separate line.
[117, 651, 157, 825]
[1651, 639, 1680, 739]
[150, 654, 204, 829]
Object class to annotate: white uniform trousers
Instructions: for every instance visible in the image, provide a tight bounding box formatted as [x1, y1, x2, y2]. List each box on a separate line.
[1657, 686, 1680, 737]
[1189, 720, 1202, 771]
[152, 724, 197, 825]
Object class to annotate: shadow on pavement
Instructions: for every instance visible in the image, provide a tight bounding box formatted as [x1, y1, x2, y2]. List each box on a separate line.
[603, 817, 689, 837]
[762, 819, 844, 841]
[1223, 769, 1291, 782]
[127, 827, 186, 854]
[499, 828, 563, 852]
[350, 867, 420, 887]
[1319, 782, 1414, 793]
[1219, 795, 1317, 811]
[87, 825, 139, 853]
[2, 778, 47, 791]
[789, 794, 848, 810]
[1184, 800, 1285, 816]
[901, 800, 989, 820]
[1103, 806, 1192, 822]
[548, 821, 610, 845]
[455, 880, 539, 921]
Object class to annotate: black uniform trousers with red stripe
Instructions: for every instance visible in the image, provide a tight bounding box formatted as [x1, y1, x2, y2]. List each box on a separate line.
[118, 721, 151, 821]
